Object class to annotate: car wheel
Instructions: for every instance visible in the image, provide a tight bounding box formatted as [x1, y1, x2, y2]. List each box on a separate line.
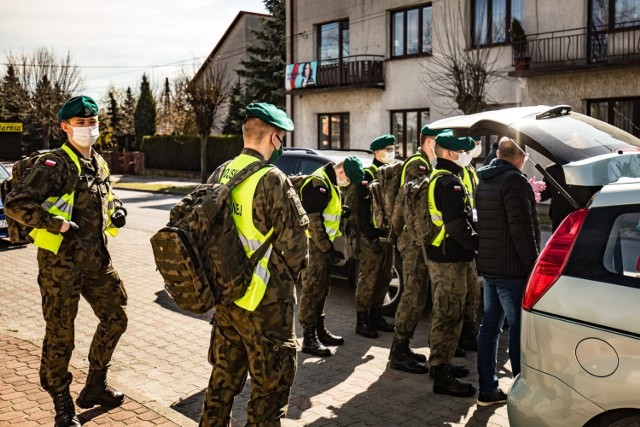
[380, 250, 403, 316]
[586, 410, 640, 427]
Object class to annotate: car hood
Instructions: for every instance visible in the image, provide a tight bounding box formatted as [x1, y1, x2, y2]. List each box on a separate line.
[429, 105, 640, 186]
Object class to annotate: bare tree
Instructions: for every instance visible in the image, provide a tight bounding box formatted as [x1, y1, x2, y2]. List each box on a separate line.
[6, 47, 84, 148]
[187, 60, 233, 183]
[421, 1, 507, 115]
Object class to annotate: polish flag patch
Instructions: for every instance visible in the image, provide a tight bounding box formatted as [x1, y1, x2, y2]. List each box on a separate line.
[318, 187, 327, 194]
[453, 185, 463, 191]
[44, 159, 57, 167]
[419, 165, 426, 170]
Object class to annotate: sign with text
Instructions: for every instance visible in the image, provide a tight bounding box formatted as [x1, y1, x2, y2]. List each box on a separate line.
[285, 61, 317, 90]
[0, 122, 23, 133]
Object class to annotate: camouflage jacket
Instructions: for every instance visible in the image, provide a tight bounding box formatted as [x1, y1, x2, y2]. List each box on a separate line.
[209, 148, 309, 305]
[4, 143, 122, 271]
[391, 150, 433, 234]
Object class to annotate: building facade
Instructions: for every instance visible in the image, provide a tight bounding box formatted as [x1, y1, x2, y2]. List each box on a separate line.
[285, 0, 640, 155]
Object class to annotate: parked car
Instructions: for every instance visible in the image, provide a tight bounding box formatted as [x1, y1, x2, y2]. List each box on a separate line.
[0, 163, 10, 239]
[274, 148, 405, 315]
[430, 105, 640, 427]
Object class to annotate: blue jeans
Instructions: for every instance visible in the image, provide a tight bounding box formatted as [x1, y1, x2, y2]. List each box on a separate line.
[476, 276, 525, 394]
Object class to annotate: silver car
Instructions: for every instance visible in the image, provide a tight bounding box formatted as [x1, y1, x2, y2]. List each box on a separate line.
[430, 105, 640, 427]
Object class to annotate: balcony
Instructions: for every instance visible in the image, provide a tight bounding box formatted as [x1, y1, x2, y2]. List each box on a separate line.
[509, 21, 640, 76]
[286, 55, 385, 92]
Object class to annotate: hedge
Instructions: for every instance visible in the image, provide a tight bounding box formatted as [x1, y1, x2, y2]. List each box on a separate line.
[141, 135, 244, 173]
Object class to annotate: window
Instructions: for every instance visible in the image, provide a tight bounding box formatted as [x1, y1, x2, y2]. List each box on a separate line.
[591, 0, 640, 30]
[603, 212, 640, 278]
[588, 97, 640, 137]
[391, 4, 433, 57]
[472, 0, 524, 46]
[318, 20, 349, 62]
[390, 109, 430, 158]
[318, 113, 350, 150]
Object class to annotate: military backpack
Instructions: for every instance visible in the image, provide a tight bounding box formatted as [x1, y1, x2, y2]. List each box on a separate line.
[150, 161, 274, 314]
[366, 162, 403, 232]
[0, 149, 78, 244]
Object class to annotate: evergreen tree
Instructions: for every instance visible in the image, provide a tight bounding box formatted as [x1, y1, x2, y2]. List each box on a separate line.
[121, 87, 136, 150]
[0, 64, 28, 121]
[222, 81, 247, 135]
[133, 74, 157, 149]
[171, 76, 196, 135]
[107, 91, 123, 150]
[31, 75, 66, 149]
[157, 77, 173, 135]
[238, 0, 285, 108]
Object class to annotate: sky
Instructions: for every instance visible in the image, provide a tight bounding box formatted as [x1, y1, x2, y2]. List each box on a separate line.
[0, 0, 268, 103]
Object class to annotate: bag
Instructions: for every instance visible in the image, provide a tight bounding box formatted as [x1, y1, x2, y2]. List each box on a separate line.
[0, 149, 76, 244]
[401, 170, 453, 245]
[367, 162, 403, 231]
[288, 174, 309, 193]
[150, 161, 273, 314]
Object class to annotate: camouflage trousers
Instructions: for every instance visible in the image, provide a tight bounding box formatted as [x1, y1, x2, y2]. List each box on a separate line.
[354, 236, 393, 312]
[298, 243, 331, 329]
[394, 234, 430, 341]
[200, 302, 297, 427]
[37, 264, 128, 392]
[464, 259, 481, 323]
[426, 259, 470, 367]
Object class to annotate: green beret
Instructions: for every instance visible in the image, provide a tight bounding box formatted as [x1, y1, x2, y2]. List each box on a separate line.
[343, 156, 365, 184]
[421, 125, 447, 137]
[245, 102, 294, 132]
[370, 134, 396, 151]
[58, 95, 99, 120]
[435, 131, 475, 151]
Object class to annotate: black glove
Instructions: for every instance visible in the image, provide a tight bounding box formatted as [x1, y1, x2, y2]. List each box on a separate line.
[370, 238, 384, 255]
[341, 205, 352, 219]
[111, 208, 127, 228]
[63, 221, 80, 238]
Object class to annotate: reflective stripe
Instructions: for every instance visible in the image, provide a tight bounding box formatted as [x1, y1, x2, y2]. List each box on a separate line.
[462, 167, 478, 209]
[427, 169, 460, 248]
[323, 213, 341, 222]
[41, 196, 73, 218]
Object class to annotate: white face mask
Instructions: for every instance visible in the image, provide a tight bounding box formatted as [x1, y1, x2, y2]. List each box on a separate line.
[451, 151, 471, 168]
[470, 143, 482, 158]
[71, 125, 99, 148]
[380, 150, 395, 164]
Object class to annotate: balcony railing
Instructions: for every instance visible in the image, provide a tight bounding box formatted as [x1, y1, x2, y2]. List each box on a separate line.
[293, 55, 385, 90]
[514, 21, 640, 69]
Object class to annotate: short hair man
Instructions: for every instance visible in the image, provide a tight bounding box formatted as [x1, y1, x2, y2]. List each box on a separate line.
[426, 131, 478, 397]
[298, 156, 364, 357]
[200, 103, 309, 425]
[5, 95, 128, 426]
[475, 136, 540, 406]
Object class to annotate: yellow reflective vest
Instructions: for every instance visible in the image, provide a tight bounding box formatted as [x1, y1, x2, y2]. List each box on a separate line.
[29, 144, 119, 254]
[301, 166, 342, 242]
[461, 166, 479, 209]
[427, 168, 469, 248]
[400, 153, 430, 186]
[220, 153, 274, 311]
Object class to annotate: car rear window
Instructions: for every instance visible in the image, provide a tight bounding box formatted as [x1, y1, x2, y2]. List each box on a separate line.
[565, 205, 640, 288]
[299, 159, 326, 174]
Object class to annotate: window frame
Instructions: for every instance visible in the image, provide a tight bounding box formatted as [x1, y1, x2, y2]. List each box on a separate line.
[390, 3, 433, 59]
[317, 19, 350, 63]
[389, 108, 430, 159]
[589, 0, 640, 30]
[317, 112, 350, 150]
[471, 0, 523, 48]
[587, 96, 640, 138]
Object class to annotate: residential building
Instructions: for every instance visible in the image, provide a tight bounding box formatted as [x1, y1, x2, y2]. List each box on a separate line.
[191, 10, 271, 132]
[285, 0, 640, 156]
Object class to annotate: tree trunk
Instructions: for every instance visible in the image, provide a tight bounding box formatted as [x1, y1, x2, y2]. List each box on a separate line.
[200, 133, 208, 184]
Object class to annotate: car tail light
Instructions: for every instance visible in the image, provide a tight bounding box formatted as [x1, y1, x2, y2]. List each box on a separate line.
[522, 208, 589, 311]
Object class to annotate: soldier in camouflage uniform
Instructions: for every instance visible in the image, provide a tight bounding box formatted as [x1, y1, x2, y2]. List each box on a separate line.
[425, 131, 478, 398]
[387, 125, 439, 374]
[354, 134, 396, 339]
[298, 157, 364, 357]
[5, 96, 128, 427]
[200, 103, 309, 427]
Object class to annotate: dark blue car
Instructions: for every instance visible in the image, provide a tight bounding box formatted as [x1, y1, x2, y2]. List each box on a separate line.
[0, 163, 10, 239]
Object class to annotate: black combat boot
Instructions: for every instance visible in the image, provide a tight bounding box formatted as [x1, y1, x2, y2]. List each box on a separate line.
[430, 364, 470, 379]
[454, 346, 466, 357]
[388, 337, 429, 374]
[409, 347, 427, 363]
[355, 311, 378, 338]
[369, 307, 395, 332]
[76, 369, 125, 408]
[301, 326, 332, 357]
[458, 319, 478, 351]
[431, 365, 476, 397]
[316, 313, 344, 346]
[50, 388, 81, 427]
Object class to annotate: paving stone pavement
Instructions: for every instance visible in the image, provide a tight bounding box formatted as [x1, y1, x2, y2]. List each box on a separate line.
[0, 210, 514, 426]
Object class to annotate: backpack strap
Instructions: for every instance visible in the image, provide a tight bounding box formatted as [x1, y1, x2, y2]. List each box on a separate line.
[225, 161, 272, 190]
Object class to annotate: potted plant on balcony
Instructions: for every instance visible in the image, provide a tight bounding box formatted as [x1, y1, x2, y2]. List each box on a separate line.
[511, 17, 530, 71]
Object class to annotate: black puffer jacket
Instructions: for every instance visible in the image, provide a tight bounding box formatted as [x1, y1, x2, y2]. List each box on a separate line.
[476, 159, 540, 279]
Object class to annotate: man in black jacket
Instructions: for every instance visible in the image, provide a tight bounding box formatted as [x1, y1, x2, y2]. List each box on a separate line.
[475, 137, 540, 406]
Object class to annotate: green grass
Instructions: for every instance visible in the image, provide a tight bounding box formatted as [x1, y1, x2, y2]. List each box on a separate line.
[113, 182, 197, 195]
